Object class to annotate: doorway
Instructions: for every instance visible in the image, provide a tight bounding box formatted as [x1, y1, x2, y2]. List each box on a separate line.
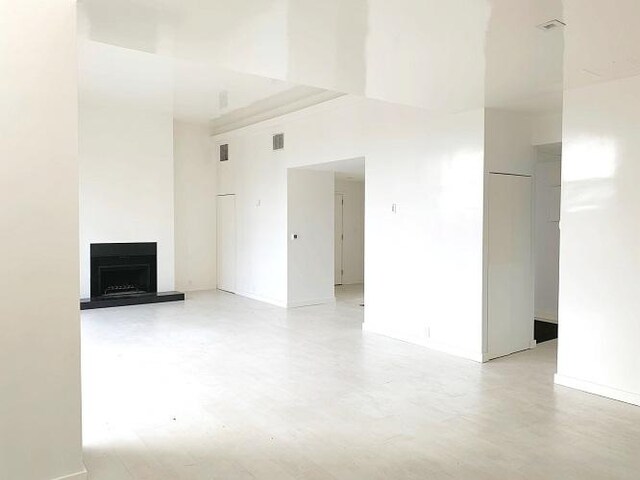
[533, 143, 562, 343]
[288, 157, 365, 308]
[334, 177, 365, 288]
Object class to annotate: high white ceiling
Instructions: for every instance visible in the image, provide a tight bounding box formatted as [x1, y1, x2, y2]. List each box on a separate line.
[78, 40, 309, 123]
[78, 0, 638, 120]
[77, 0, 569, 117]
[563, 0, 640, 89]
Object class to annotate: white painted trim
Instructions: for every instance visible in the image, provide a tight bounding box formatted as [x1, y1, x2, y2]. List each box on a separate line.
[287, 297, 336, 308]
[535, 311, 558, 323]
[485, 347, 531, 362]
[363, 322, 485, 363]
[234, 290, 335, 309]
[554, 374, 640, 407]
[210, 95, 364, 141]
[423, 341, 484, 363]
[210, 89, 346, 135]
[233, 290, 287, 308]
[52, 466, 88, 480]
[484, 341, 536, 362]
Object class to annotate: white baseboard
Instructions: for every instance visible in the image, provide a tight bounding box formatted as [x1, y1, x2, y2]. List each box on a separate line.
[181, 285, 217, 293]
[535, 311, 558, 324]
[233, 291, 335, 309]
[287, 297, 335, 308]
[425, 340, 485, 363]
[482, 340, 536, 362]
[362, 322, 484, 363]
[234, 290, 287, 308]
[52, 466, 88, 480]
[554, 374, 640, 407]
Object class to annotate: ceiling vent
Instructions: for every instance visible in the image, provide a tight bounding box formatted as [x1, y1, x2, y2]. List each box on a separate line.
[219, 144, 229, 162]
[537, 19, 565, 31]
[273, 133, 284, 151]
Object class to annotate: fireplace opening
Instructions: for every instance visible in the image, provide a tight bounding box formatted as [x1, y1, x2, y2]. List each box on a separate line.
[90, 243, 157, 299]
[99, 264, 151, 296]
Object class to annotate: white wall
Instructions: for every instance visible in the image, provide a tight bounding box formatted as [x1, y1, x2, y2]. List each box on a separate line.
[79, 103, 175, 297]
[287, 169, 336, 306]
[485, 109, 535, 175]
[0, 1, 85, 479]
[365, 108, 486, 360]
[532, 112, 563, 146]
[213, 97, 487, 361]
[556, 75, 640, 406]
[174, 121, 217, 292]
[534, 152, 561, 322]
[335, 178, 365, 285]
[216, 125, 289, 306]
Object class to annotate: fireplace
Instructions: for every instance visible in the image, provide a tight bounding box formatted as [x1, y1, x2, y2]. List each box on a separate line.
[82, 242, 183, 310]
[90, 242, 157, 299]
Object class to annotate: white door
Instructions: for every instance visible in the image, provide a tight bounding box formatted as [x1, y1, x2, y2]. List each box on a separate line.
[487, 173, 534, 359]
[217, 194, 236, 293]
[335, 193, 344, 285]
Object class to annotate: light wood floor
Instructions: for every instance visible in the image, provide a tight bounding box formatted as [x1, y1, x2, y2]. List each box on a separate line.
[82, 285, 640, 479]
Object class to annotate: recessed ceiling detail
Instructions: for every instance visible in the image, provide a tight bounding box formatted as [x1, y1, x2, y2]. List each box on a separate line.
[536, 19, 566, 32]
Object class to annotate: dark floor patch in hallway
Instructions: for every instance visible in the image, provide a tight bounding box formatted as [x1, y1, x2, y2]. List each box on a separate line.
[535, 320, 558, 343]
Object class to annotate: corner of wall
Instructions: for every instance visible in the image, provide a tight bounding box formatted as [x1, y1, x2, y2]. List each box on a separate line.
[554, 374, 640, 407]
[51, 466, 88, 480]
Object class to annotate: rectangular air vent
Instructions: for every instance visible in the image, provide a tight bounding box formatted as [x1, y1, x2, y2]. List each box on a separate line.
[220, 144, 229, 162]
[273, 133, 284, 151]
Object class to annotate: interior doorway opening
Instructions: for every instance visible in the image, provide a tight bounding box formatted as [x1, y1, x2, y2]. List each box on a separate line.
[334, 175, 365, 288]
[289, 157, 365, 309]
[533, 142, 562, 343]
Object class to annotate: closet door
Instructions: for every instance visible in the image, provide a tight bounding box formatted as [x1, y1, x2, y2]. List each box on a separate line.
[487, 174, 534, 359]
[217, 194, 237, 293]
[334, 194, 344, 285]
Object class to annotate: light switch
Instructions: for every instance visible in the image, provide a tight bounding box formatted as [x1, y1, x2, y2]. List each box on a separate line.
[291, 234, 298, 240]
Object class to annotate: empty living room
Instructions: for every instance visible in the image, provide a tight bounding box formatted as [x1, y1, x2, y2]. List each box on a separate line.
[3, 1, 640, 479]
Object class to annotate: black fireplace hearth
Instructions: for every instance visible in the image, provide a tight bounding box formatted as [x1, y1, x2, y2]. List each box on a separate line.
[81, 242, 183, 310]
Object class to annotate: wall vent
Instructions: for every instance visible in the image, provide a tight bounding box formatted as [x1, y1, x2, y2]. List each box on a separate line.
[219, 144, 229, 162]
[536, 19, 565, 31]
[273, 133, 284, 151]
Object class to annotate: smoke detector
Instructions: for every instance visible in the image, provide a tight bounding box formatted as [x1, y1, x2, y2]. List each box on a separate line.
[537, 19, 566, 31]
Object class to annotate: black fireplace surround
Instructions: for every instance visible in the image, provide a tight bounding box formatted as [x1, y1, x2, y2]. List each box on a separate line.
[91, 242, 157, 298]
[81, 242, 184, 310]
